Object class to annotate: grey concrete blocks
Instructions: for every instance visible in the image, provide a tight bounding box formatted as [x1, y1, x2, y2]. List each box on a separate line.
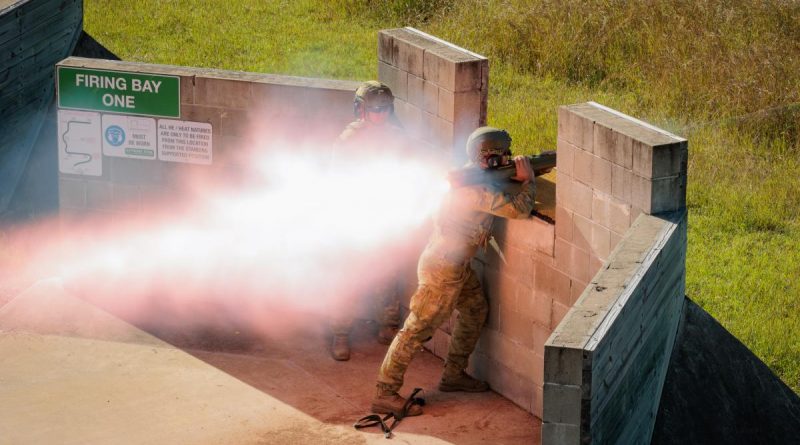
[378, 28, 486, 154]
[542, 421, 580, 445]
[543, 383, 582, 424]
[58, 178, 86, 209]
[378, 61, 408, 101]
[543, 211, 687, 445]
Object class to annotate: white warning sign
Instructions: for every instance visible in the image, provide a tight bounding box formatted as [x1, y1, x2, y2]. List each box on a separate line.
[102, 114, 157, 160]
[157, 119, 213, 165]
[58, 109, 102, 176]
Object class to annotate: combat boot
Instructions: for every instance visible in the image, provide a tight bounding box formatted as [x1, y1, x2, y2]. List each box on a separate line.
[376, 325, 399, 345]
[438, 369, 489, 392]
[331, 334, 350, 361]
[371, 386, 423, 418]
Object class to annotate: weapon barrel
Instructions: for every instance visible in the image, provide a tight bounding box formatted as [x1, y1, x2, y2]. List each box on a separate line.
[447, 151, 556, 187]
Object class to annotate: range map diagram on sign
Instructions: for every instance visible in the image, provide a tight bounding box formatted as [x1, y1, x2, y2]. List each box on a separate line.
[58, 110, 102, 176]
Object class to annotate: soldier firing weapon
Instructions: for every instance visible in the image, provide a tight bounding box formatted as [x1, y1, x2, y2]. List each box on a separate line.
[447, 151, 556, 188]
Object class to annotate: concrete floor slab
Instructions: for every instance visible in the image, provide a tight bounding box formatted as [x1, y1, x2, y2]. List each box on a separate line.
[0, 279, 539, 444]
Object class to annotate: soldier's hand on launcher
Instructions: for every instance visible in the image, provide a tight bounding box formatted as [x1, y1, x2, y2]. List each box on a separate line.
[510, 155, 534, 183]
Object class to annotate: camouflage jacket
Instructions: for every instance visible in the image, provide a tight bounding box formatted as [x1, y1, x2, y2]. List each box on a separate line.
[420, 179, 536, 278]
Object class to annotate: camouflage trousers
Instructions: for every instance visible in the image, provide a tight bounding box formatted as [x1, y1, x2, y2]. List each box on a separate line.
[331, 279, 402, 336]
[377, 253, 488, 392]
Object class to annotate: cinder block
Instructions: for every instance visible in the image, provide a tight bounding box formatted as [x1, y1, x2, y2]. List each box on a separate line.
[503, 245, 536, 280]
[488, 363, 534, 413]
[433, 115, 454, 150]
[533, 377, 544, 418]
[394, 35, 425, 77]
[570, 180, 593, 219]
[611, 163, 633, 203]
[608, 197, 631, 234]
[109, 158, 164, 185]
[533, 323, 553, 357]
[533, 352, 546, 387]
[544, 346, 583, 386]
[179, 75, 194, 105]
[555, 239, 590, 284]
[194, 77, 252, 109]
[378, 61, 408, 101]
[551, 301, 572, 330]
[501, 308, 535, 348]
[450, 90, 481, 135]
[593, 122, 614, 161]
[555, 170, 571, 208]
[633, 140, 688, 179]
[479, 59, 489, 125]
[632, 174, 686, 214]
[498, 217, 555, 256]
[592, 191, 611, 229]
[589, 255, 604, 281]
[591, 222, 612, 260]
[572, 213, 592, 252]
[420, 110, 437, 145]
[423, 48, 443, 84]
[573, 148, 593, 185]
[570, 279, 588, 305]
[112, 184, 141, 214]
[86, 180, 113, 211]
[542, 422, 580, 445]
[395, 100, 423, 138]
[58, 178, 86, 209]
[377, 30, 395, 64]
[592, 155, 613, 194]
[556, 138, 576, 177]
[612, 130, 634, 169]
[558, 106, 593, 150]
[406, 74, 424, 108]
[454, 59, 483, 92]
[422, 80, 438, 114]
[543, 383, 582, 424]
[529, 290, 553, 328]
[555, 205, 573, 243]
[534, 261, 571, 305]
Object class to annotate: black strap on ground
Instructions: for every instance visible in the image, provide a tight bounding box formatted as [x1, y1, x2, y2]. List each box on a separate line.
[353, 388, 425, 439]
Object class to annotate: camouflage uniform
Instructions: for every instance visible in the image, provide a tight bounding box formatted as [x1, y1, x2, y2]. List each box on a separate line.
[329, 115, 416, 340]
[377, 177, 536, 392]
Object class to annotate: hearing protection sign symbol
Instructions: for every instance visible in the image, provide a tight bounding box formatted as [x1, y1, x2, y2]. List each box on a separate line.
[105, 125, 125, 146]
[101, 114, 157, 160]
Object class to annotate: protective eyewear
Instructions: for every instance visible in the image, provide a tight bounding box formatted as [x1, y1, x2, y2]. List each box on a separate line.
[485, 153, 513, 169]
[366, 105, 392, 113]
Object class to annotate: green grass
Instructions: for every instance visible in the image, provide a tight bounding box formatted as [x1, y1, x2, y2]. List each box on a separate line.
[84, 0, 800, 394]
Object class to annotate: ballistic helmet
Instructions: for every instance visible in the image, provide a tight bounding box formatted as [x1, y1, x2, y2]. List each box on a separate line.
[354, 81, 394, 117]
[466, 126, 512, 167]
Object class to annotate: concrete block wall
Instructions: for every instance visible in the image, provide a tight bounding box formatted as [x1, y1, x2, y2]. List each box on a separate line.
[543, 212, 687, 445]
[541, 103, 689, 444]
[57, 57, 360, 220]
[554, 102, 688, 307]
[377, 27, 488, 163]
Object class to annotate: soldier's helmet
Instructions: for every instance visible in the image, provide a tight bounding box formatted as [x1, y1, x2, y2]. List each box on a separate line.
[354, 81, 394, 118]
[466, 126, 513, 168]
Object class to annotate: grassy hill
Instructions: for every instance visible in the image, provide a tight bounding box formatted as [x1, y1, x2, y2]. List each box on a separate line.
[84, 0, 799, 394]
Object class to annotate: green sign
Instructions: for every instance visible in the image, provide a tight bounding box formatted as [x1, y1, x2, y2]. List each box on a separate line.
[57, 66, 180, 118]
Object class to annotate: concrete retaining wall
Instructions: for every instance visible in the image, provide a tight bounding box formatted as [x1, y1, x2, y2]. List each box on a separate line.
[543, 212, 687, 444]
[56, 57, 360, 219]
